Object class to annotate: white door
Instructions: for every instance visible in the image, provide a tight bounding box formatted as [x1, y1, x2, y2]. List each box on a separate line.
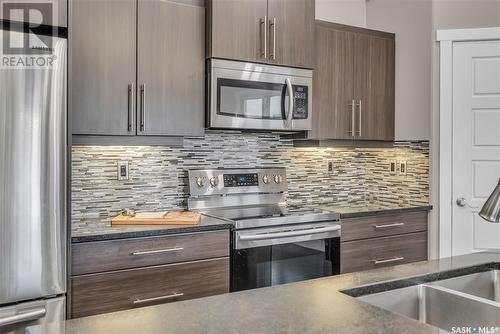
[452, 41, 500, 256]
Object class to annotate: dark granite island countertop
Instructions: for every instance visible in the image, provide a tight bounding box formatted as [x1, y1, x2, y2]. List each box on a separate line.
[34, 252, 500, 334]
[71, 214, 233, 243]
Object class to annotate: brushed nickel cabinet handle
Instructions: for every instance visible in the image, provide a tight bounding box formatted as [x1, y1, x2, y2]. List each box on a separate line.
[269, 17, 276, 60]
[140, 84, 146, 132]
[348, 100, 355, 137]
[127, 83, 134, 132]
[373, 223, 405, 229]
[357, 99, 362, 136]
[131, 247, 184, 256]
[133, 293, 184, 305]
[260, 16, 267, 58]
[372, 256, 404, 265]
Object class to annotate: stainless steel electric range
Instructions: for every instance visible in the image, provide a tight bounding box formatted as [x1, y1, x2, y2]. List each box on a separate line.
[187, 167, 341, 292]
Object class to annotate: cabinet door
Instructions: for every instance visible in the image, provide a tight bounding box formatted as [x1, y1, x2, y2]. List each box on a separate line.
[368, 36, 395, 141]
[267, 0, 315, 68]
[71, 258, 229, 318]
[354, 33, 395, 141]
[207, 0, 267, 63]
[341, 232, 427, 274]
[71, 0, 136, 135]
[310, 24, 355, 139]
[137, 0, 205, 136]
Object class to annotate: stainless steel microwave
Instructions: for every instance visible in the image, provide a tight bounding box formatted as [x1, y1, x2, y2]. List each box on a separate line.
[207, 59, 313, 131]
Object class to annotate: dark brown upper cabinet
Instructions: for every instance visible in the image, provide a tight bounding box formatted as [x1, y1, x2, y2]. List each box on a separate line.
[266, 0, 315, 68]
[206, 0, 315, 69]
[309, 21, 395, 141]
[137, 0, 205, 136]
[71, 0, 204, 138]
[206, 0, 267, 63]
[71, 0, 137, 136]
[311, 25, 355, 140]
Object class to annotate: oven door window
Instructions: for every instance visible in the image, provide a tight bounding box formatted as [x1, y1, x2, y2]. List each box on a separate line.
[231, 238, 340, 292]
[217, 78, 289, 120]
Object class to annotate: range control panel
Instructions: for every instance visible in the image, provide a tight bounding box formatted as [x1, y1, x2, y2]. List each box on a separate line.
[223, 173, 259, 187]
[188, 168, 287, 197]
[292, 86, 308, 120]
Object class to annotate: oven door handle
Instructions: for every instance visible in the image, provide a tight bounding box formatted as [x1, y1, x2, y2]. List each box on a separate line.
[238, 225, 340, 241]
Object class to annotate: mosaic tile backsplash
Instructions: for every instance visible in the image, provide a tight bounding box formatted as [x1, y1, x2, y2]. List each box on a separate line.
[72, 131, 429, 226]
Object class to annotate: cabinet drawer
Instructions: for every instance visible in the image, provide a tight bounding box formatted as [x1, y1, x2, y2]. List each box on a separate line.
[71, 257, 229, 318]
[341, 232, 427, 274]
[341, 211, 428, 242]
[72, 230, 229, 275]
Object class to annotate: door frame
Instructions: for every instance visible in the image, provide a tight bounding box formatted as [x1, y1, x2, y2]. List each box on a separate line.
[438, 27, 500, 258]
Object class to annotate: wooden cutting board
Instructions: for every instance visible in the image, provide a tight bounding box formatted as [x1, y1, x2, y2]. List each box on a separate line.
[111, 211, 201, 226]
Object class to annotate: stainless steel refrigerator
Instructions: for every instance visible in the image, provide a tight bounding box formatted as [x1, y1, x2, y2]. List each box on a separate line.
[0, 26, 67, 330]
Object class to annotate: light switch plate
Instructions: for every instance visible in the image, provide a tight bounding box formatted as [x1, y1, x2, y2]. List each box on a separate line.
[117, 161, 129, 180]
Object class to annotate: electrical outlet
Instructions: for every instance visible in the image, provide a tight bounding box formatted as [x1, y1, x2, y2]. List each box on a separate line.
[117, 161, 129, 180]
[399, 161, 407, 175]
[327, 160, 334, 174]
[389, 161, 397, 173]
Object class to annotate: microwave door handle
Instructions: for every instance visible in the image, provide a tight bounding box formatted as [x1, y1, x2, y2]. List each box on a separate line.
[283, 78, 294, 128]
[239, 225, 340, 241]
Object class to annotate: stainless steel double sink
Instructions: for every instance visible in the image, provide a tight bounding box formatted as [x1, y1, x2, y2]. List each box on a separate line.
[356, 270, 500, 332]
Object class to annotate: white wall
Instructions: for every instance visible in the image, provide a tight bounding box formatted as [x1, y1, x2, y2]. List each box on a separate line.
[315, 0, 366, 27]
[316, 0, 500, 259]
[366, 0, 432, 141]
[430, 0, 500, 259]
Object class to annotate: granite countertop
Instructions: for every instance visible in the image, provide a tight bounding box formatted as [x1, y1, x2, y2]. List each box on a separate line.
[71, 214, 233, 243]
[319, 203, 433, 218]
[31, 252, 500, 333]
[71, 204, 432, 243]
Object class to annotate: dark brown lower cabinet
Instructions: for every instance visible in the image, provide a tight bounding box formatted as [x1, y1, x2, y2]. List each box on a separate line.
[341, 211, 428, 242]
[341, 232, 427, 274]
[72, 230, 229, 275]
[340, 211, 429, 274]
[71, 258, 229, 318]
[70, 230, 230, 318]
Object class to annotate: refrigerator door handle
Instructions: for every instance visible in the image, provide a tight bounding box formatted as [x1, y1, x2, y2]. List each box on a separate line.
[0, 307, 46, 327]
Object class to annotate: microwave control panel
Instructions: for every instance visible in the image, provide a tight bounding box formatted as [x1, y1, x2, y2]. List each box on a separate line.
[292, 86, 308, 119]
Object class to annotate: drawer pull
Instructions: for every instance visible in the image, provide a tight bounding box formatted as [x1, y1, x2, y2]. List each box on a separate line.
[373, 223, 405, 229]
[133, 293, 184, 305]
[372, 256, 405, 265]
[131, 247, 184, 256]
